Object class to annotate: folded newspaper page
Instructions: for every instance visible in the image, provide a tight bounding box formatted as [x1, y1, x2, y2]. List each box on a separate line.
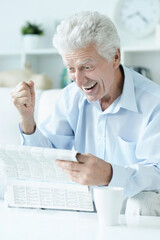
[0, 145, 94, 211]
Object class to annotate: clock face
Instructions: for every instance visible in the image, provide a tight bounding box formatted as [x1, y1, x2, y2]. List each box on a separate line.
[115, 0, 160, 37]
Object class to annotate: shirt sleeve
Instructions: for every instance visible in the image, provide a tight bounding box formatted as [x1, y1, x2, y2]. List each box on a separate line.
[109, 163, 160, 198]
[19, 124, 54, 148]
[20, 85, 77, 149]
[109, 107, 160, 198]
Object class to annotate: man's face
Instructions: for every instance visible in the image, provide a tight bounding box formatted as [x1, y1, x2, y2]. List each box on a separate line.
[62, 45, 120, 103]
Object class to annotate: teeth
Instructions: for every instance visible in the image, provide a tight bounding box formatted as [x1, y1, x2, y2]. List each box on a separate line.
[83, 83, 97, 90]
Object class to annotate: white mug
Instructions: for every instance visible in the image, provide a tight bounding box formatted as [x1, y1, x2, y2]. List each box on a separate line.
[94, 186, 124, 226]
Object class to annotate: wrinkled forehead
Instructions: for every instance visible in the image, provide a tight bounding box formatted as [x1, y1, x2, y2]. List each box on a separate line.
[61, 45, 104, 66]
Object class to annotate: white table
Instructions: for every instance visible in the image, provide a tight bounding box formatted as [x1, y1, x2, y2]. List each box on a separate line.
[0, 200, 160, 240]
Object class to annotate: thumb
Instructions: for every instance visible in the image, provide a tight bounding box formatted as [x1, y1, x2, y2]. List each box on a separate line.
[27, 80, 35, 97]
[76, 153, 86, 163]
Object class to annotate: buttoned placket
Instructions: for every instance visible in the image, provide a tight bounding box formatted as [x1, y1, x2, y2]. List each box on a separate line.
[97, 114, 107, 160]
[96, 96, 121, 161]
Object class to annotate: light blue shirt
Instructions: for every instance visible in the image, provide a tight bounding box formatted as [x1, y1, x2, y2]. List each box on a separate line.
[22, 66, 160, 198]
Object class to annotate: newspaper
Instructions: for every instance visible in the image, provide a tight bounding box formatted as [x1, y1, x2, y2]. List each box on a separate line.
[0, 145, 94, 211]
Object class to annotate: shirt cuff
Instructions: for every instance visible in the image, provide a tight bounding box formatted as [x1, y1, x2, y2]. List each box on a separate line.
[19, 124, 43, 146]
[109, 164, 127, 189]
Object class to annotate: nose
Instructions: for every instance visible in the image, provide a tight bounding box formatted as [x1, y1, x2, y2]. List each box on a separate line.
[74, 70, 84, 87]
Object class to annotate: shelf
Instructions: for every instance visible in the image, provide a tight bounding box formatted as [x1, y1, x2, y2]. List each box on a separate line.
[0, 51, 22, 56]
[22, 48, 59, 55]
[122, 45, 160, 52]
[0, 48, 59, 56]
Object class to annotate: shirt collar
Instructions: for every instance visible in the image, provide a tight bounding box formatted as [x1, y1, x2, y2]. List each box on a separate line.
[117, 66, 138, 113]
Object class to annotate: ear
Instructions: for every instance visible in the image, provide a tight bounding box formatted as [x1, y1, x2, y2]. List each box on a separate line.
[113, 49, 121, 69]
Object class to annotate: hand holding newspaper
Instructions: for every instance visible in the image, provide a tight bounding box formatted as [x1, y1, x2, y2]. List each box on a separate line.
[0, 145, 93, 211]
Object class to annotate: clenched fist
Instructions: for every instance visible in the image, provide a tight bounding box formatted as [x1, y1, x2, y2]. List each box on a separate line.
[11, 81, 36, 134]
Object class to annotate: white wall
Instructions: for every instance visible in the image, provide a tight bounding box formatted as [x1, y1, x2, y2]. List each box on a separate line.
[0, 0, 159, 86]
[0, 0, 118, 51]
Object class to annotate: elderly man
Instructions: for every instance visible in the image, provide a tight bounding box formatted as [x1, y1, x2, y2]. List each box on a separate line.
[11, 11, 160, 215]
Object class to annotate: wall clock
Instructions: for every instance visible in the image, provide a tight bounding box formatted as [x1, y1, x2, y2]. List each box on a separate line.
[114, 0, 160, 38]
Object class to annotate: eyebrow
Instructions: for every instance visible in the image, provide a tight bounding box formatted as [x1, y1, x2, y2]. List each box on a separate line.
[79, 59, 93, 65]
[63, 58, 94, 67]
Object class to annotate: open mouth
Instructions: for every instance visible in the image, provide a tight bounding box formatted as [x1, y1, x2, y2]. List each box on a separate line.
[83, 82, 97, 91]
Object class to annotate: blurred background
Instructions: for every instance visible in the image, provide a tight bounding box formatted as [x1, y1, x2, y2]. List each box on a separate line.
[0, 0, 160, 89]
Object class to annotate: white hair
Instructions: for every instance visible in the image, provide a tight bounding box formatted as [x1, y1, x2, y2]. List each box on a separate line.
[53, 11, 120, 61]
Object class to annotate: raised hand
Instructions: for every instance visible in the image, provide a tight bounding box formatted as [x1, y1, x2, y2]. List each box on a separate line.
[11, 81, 36, 134]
